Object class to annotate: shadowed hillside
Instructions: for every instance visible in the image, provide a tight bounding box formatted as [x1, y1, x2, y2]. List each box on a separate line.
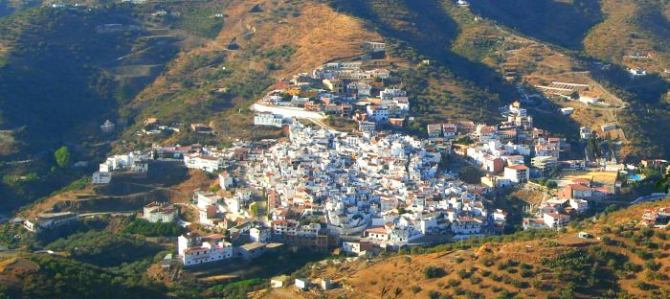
[468, 0, 602, 49]
[0, 6, 179, 157]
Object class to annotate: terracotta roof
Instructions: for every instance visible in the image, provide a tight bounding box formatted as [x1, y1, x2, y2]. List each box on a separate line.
[365, 226, 388, 234]
[507, 164, 528, 170]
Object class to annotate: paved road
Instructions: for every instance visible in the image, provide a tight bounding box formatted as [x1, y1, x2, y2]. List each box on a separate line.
[631, 193, 668, 205]
[78, 211, 135, 218]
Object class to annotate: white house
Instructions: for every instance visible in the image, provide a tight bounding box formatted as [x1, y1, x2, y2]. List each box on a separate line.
[250, 226, 271, 243]
[504, 165, 529, 184]
[380, 88, 406, 101]
[218, 171, 234, 190]
[358, 121, 376, 133]
[560, 107, 574, 115]
[443, 123, 457, 137]
[99, 152, 148, 174]
[628, 68, 647, 77]
[457, 0, 470, 7]
[184, 154, 223, 173]
[225, 196, 243, 214]
[254, 112, 284, 128]
[92, 171, 111, 184]
[364, 226, 389, 242]
[23, 212, 78, 233]
[364, 41, 386, 52]
[342, 241, 363, 255]
[366, 105, 389, 122]
[271, 275, 290, 288]
[142, 202, 177, 223]
[569, 198, 589, 213]
[194, 191, 223, 226]
[451, 216, 483, 235]
[295, 278, 308, 290]
[543, 212, 569, 229]
[177, 233, 233, 266]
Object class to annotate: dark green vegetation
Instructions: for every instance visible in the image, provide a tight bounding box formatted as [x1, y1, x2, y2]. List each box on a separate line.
[1, 212, 331, 298]
[424, 266, 447, 279]
[468, 0, 602, 49]
[46, 231, 161, 267]
[0, 0, 39, 18]
[0, 6, 176, 155]
[0, 4, 179, 211]
[0, 218, 171, 298]
[122, 218, 184, 237]
[590, 66, 670, 159]
[0, 254, 167, 299]
[203, 278, 266, 299]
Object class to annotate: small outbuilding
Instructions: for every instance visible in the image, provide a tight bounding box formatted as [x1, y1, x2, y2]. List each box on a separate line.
[578, 231, 593, 239]
[270, 275, 290, 288]
[295, 278, 308, 290]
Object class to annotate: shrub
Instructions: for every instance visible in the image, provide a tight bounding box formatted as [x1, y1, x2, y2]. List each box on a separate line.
[506, 268, 518, 274]
[497, 262, 509, 271]
[410, 285, 422, 294]
[428, 290, 441, 299]
[520, 269, 534, 278]
[469, 275, 482, 285]
[424, 266, 447, 279]
[645, 261, 661, 271]
[512, 280, 530, 289]
[623, 262, 642, 272]
[635, 281, 658, 290]
[447, 279, 461, 287]
[482, 257, 495, 267]
[457, 269, 471, 279]
[495, 290, 515, 299]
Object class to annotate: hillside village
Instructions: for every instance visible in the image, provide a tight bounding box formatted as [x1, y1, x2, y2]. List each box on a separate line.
[15, 38, 669, 285]
[1, 0, 670, 298]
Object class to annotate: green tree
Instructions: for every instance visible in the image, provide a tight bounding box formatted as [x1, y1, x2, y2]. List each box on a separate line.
[54, 146, 71, 168]
[459, 166, 483, 184]
[656, 168, 670, 192]
[249, 202, 259, 218]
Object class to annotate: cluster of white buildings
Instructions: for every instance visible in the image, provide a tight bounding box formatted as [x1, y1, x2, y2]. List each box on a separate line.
[431, 102, 573, 189]
[257, 57, 409, 132]
[193, 189, 252, 228]
[523, 197, 589, 230]
[93, 151, 150, 184]
[237, 121, 505, 249]
[177, 225, 276, 266]
[523, 178, 604, 230]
